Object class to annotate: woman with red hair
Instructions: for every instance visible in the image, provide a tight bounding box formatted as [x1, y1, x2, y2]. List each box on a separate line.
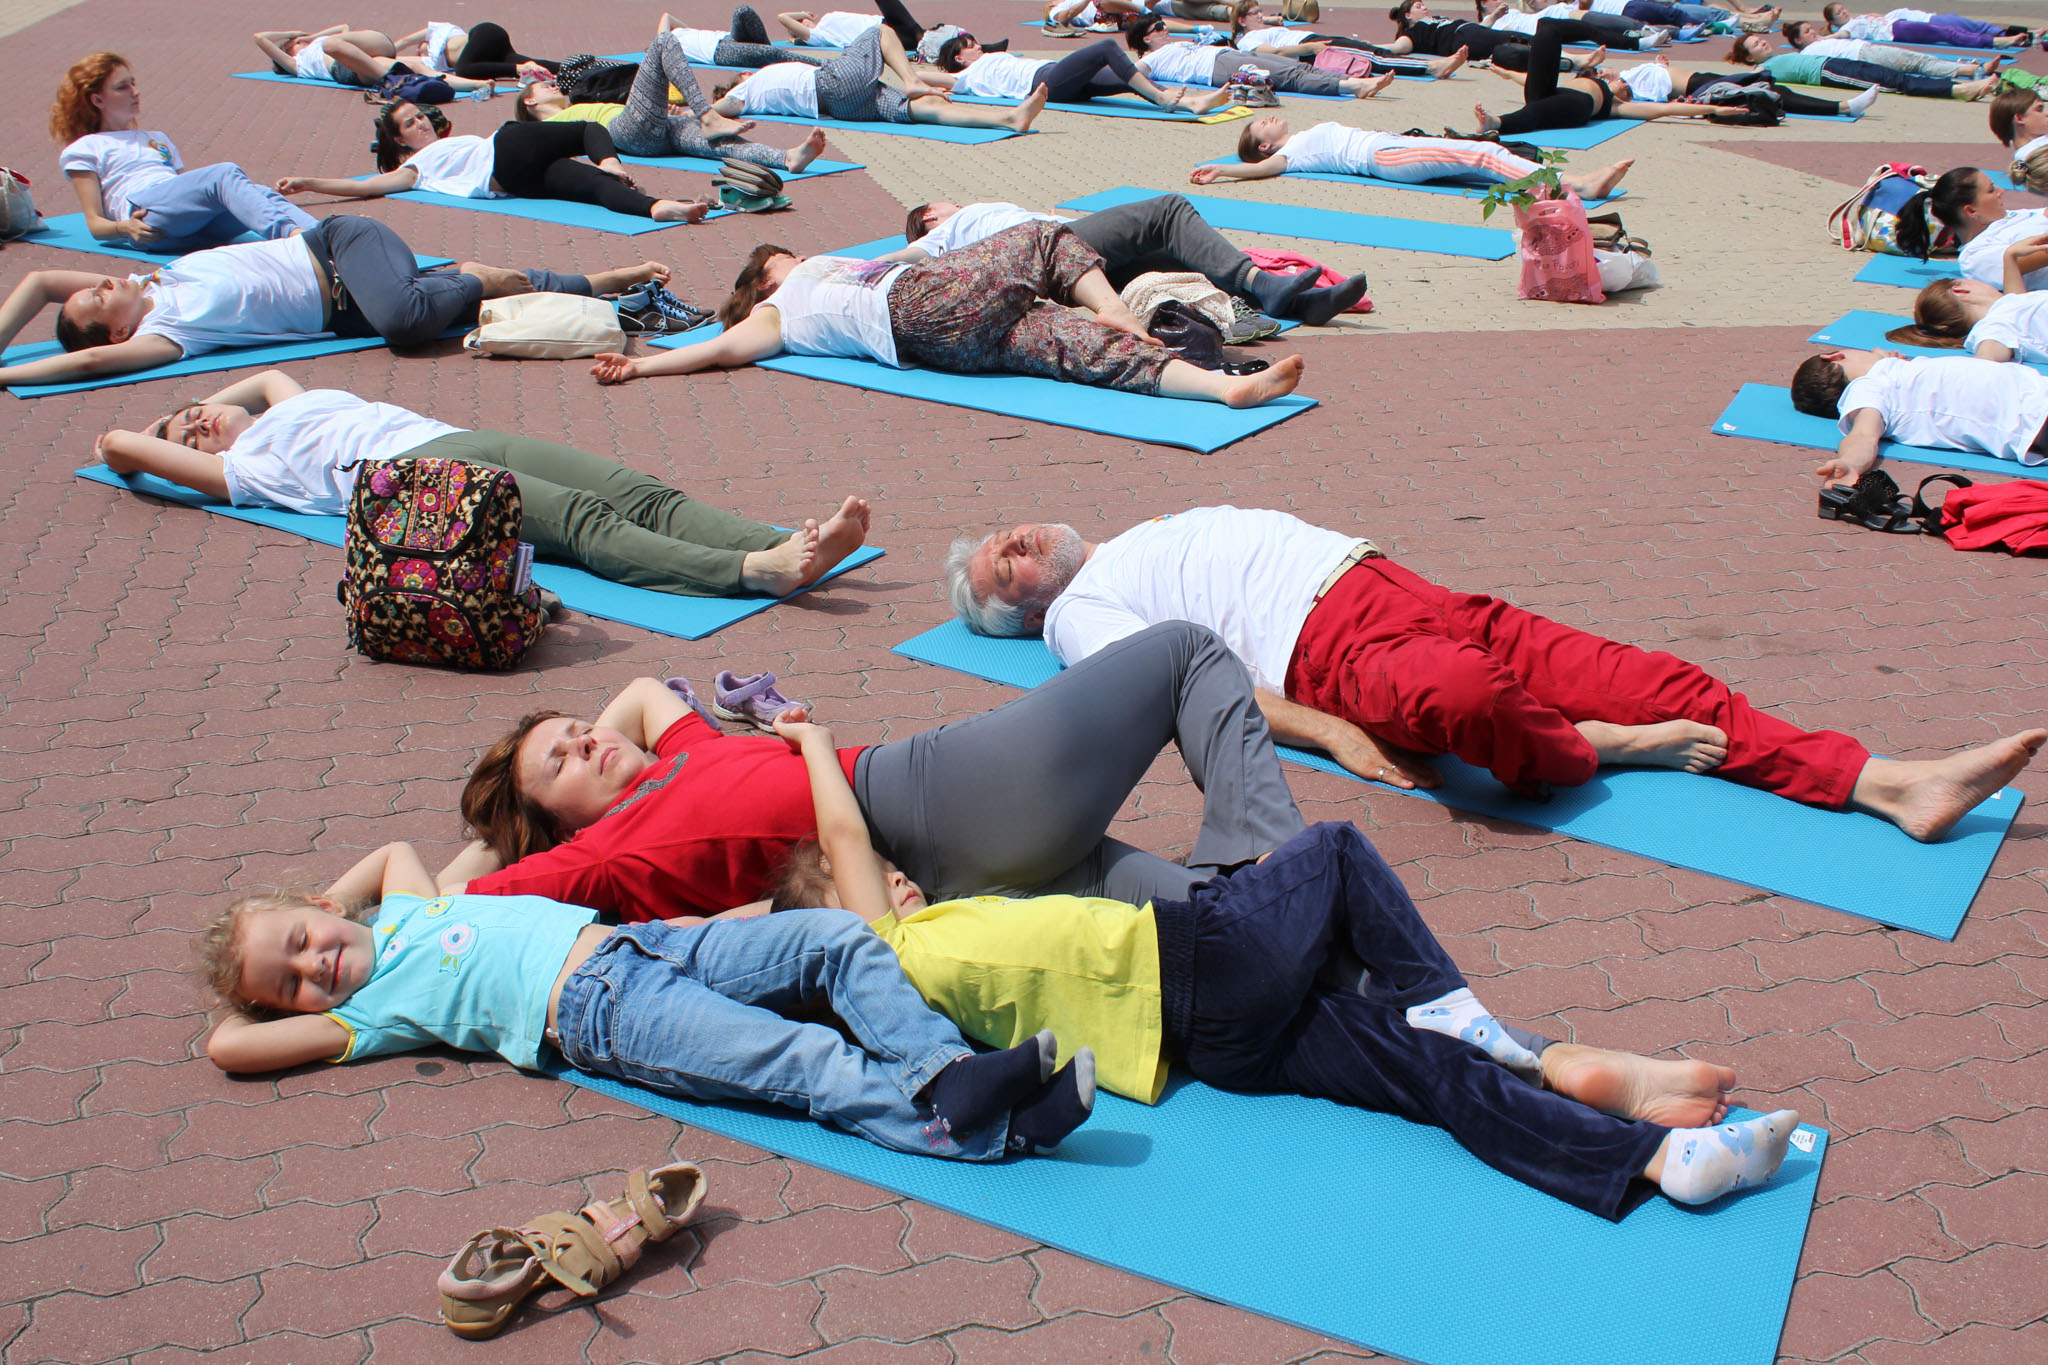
[51, 52, 315, 251]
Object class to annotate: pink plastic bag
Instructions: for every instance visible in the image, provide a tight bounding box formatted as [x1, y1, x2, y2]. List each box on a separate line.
[1312, 47, 1379, 77]
[1514, 190, 1603, 304]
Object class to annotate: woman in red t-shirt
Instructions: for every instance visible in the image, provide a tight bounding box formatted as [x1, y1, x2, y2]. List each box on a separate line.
[446, 622, 1307, 921]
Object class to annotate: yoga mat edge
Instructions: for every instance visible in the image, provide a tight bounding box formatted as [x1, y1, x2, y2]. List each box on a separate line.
[1711, 381, 2048, 485]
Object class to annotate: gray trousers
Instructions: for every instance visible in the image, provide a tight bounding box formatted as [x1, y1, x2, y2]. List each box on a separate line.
[1206, 48, 1344, 96]
[854, 621, 1306, 907]
[1069, 192, 1257, 296]
[312, 216, 590, 347]
[407, 431, 786, 594]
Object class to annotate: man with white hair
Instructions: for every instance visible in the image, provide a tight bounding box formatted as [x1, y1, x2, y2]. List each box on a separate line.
[946, 505, 2044, 842]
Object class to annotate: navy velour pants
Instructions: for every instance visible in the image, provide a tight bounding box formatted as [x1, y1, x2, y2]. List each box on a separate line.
[1170, 822, 1669, 1219]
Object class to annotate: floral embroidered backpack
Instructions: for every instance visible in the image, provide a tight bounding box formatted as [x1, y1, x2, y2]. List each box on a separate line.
[338, 457, 546, 669]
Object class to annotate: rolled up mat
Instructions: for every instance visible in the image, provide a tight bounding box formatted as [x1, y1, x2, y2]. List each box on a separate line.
[1057, 185, 1516, 258]
[541, 1063, 1826, 1365]
[893, 619, 2021, 938]
[1712, 381, 2047, 483]
[72, 467, 884, 640]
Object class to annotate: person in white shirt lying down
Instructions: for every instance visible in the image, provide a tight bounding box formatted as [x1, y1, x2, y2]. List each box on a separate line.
[1887, 265, 2048, 363]
[93, 370, 872, 599]
[590, 221, 1307, 405]
[945, 504, 2045, 842]
[1192, 115, 1634, 199]
[1124, 13, 1398, 97]
[886, 194, 1370, 325]
[922, 33, 1232, 113]
[710, 25, 1047, 131]
[1793, 347, 2048, 482]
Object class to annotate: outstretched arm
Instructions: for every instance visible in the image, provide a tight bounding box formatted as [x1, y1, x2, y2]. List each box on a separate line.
[1816, 406, 1886, 486]
[874, 243, 939, 264]
[1617, 99, 1747, 121]
[1254, 687, 1441, 789]
[0, 334, 182, 388]
[590, 306, 786, 383]
[275, 168, 419, 199]
[776, 716, 896, 922]
[1191, 154, 1289, 184]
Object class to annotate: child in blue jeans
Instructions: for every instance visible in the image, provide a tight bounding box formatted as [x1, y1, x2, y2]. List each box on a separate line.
[197, 840, 1094, 1160]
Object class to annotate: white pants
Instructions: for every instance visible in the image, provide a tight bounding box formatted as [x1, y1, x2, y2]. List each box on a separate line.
[1363, 136, 1543, 185]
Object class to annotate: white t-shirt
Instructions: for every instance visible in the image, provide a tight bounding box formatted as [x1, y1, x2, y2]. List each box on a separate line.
[58, 131, 183, 220]
[1585, 0, 1631, 13]
[1235, 26, 1306, 49]
[1138, 42, 1219, 83]
[809, 11, 882, 45]
[1964, 292, 2048, 365]
[1959, 209, 2048, 292]
[220, 390, 460, 513]
[133, 235, 328, 356]
[1278, 122, 1391, 175]
[405, 134, 502, 198]
[953, 52, 1048, 99]
[733, 63, 820, 116]
[1837, 355, 2048, 465]
[767, 256, 909, 365]
[425, 21, 464, 70]
[295, 36, 337, 81]
[915, 203, 1067, 256]
[1804, 37, 1884, 59]
[671, 26, 725, 62]
[1835, 13, 1892, 39]
[1043, 506, 1370, 693]
[1888, 8, 1934, 21]
[1619, 61, 1673, 100]
[2015, 134, 2048, 163]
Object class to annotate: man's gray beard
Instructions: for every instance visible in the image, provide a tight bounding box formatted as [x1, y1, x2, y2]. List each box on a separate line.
[1034, 523, 1087, 608]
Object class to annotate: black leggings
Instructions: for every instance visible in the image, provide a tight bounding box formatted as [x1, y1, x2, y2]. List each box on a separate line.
[1027, 38, 1145, 102]
[1399, 19, 1558, 69]
[1496, 19, 1608, 134]
[451, 21, 560, 79]
[1684, 69, 1844, 116]
[490, 120, 659, 217]
[875, 0, 927, 48]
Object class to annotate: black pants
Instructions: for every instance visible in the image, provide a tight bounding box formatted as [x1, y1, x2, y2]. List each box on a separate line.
[1496, 20, 1606, 134]
[1070, 192, 1254, 294]
[1028, 38, 1144, 102]
[876, 0, 926, 48]
[1684, 68, 1843, 116]
[1402, 20, 1565, 70]
[451, 21, 559, 79]
[490, 121, 659, 217]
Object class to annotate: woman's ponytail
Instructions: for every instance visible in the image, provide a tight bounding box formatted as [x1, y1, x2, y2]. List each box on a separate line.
[1893, 188, 1935, 261]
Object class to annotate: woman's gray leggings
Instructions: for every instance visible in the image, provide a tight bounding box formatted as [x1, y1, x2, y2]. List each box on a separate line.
[1206, 47, 1345, 95]
[853, 621, 1308, 908]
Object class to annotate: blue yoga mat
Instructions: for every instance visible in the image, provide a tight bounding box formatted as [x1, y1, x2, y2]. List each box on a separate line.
[1524, 119, 1637, 150]
[1854, 254, 1959, 288]
[949, 93, 1228, 121]
[617, 153, 864, 178]
[374, 184, 730, 235]
[231, 69, 375, 91]
[1809, 309, 2048, 369]
[1712, 381, 2048, 484]
[72, 467, 884, 639]
[1058, 186, 1515, 259]
[728, 112, 1021, 142]
[8, 333, 433, 399]
[546, 1065, 1825, 1365]
[1196, 158, 1625, 206]
[894, 621, 2020, 937]
[648, 325, 1313, 452]
[18, 213, 260, 266]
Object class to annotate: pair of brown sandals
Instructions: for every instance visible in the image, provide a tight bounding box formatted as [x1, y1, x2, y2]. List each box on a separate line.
[1817, 469, 1971, 536]
[438, 1161, 707, 1339]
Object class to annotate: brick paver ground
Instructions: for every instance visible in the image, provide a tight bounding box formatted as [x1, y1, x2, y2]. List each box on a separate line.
[3, 1, 2046, 1361]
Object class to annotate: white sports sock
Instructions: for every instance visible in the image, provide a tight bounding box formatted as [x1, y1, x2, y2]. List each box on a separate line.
[1406, 987, 1542, 1076]
[1657, 1110, 1800, 1205]
[1845, 86, 1879, 116]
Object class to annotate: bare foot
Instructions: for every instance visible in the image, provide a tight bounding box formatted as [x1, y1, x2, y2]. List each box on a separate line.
[1348, 71, 1397, 98]
[1955, 76, 1998, 100]
[703, 111, 758, 140]
[1544, 1043, 1736, 1128]
[1184, 85, 1232, 113]
[1562, 157, 1634, 199]
[1006, 83, 1050, 131]
[1222, 354, 1305, 408]
[1852, 730, 2047, 842]
[458, 261, 532, 297]
[785, 127, 828, 172]
[1577, 718, 1729, 772]
[741, 523, 821, 596]
[1575, 44, 1608, 72]
[1430, 45, 1469, 79]
[1474, 101, 1501, 133]
[586, 260, 672, 293]
[652, 199, 710, 223]
[800, 495, 871, 585]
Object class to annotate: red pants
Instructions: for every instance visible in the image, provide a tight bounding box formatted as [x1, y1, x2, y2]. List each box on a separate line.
[1283, 560, 1869, 806]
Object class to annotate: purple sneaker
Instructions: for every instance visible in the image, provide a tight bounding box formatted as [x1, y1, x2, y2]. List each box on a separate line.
[712, 670, 806, 733]
[663, 677, 723, 729]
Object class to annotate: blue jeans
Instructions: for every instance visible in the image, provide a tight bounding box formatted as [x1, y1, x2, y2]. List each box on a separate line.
[554, 908, 1005, 1160]
[1666, 3, 1731, 23]
[127, 163, 316, 249]
[1170, 824, 1668, 1219]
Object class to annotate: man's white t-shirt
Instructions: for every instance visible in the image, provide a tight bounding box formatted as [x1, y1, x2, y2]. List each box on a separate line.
[915, 203, 1067, 256]
[58, 131, 182, 220]
[952, 52, 1047, 99]
[1139, 42, 1219, 83]
[1964, 292, 2048, 365]
[670, 27, 725, 62]
[1960, 209, 2048, 291]
[133, 236, 328, 356]
[1043, 506, 1370, 692]
[809, 11, 883, 45]
[405, 135, 501, 198]
[1278, 122, 1391, 174]
[1837, 354, 2048, 465]
[733, 63, 821, 115]
[220, 390, 460, 513]
[768, 256, 909, 365]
